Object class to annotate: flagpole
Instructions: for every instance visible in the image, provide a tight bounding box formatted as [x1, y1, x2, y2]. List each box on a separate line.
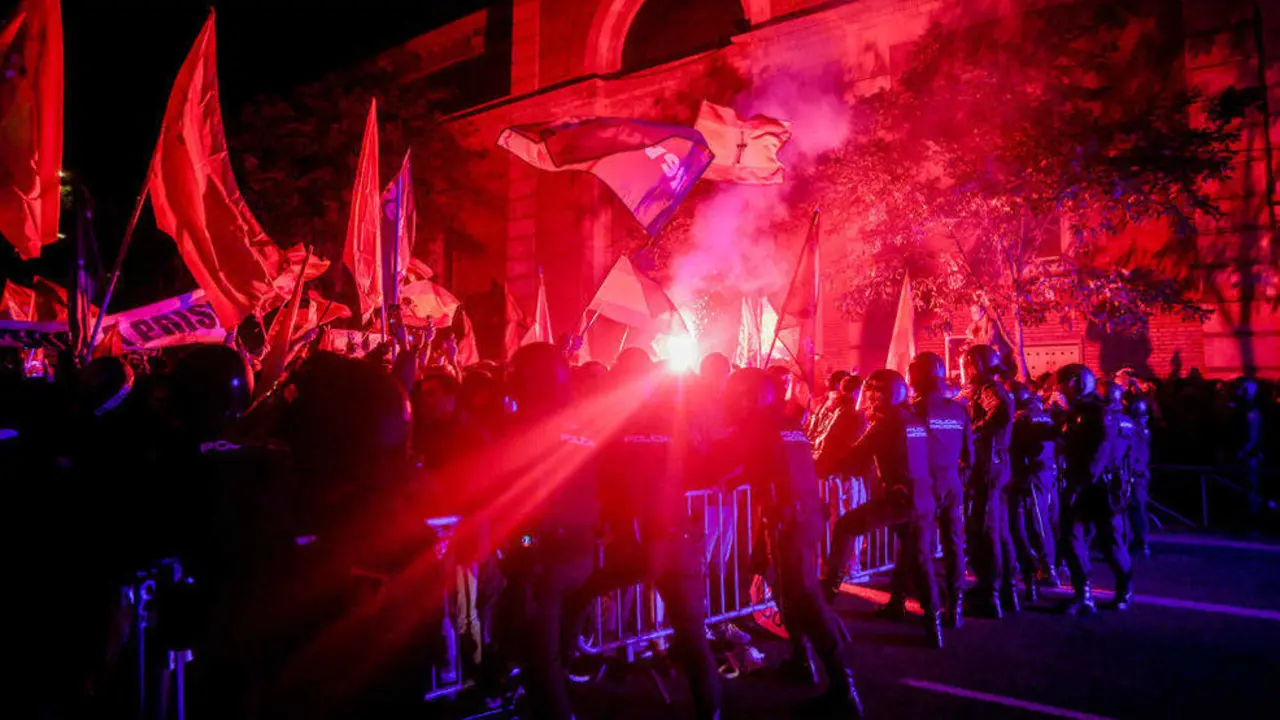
[87, 184, 150, 358]
[390, 166, 407, 355]
[765, 208, 819, 365]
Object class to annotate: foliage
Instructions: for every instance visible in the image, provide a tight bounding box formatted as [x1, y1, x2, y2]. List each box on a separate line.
[796, 0, 1252, 375]
[229, 66, 499, 285]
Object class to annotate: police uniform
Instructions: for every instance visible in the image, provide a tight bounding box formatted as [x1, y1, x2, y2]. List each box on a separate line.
[963, 378, 1017, 614]
[1059, 393, 1134, 612]
[732, 413, 861, 706]
[911, 391, 972, 625]
[822, 405, 940, 641]
[1126, 413, 1152, 554]
[1010, 401, 1059, 599]
[569, 389, 722, 720]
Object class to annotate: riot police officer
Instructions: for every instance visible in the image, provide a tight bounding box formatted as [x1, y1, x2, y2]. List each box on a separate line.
[569, 348, 722, 719]
[489, 343, 601, 720]
[960, 345, 1016, 617]
[1056, 364, 1134, 613]
[821, 369, 942, 649]
[1125, 398, 1153, 557]
[1009, 381, 1059, 603]
[164, 346, 296, 720]
[908, 352, 972, 629]
[721, 368, 863, 714]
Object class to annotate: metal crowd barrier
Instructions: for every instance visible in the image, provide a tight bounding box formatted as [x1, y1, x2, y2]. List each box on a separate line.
[130, 558, 195, 720]
[416, 477, 906, 705]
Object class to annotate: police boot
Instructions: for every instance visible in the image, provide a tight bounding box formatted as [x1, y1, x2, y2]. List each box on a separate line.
[967, 588, 1003, 619]
[800, 668, 864, 718]
[1064, 581, 1097, 615]
[925, 611, 944, 650]
[780, 642, 820, 686]
[1024, 575, 1040, 604]
[1001, 583, 1021, 613]
[1109, 577, 1134, 611]
[875, 594, 908, 620]
[944, 595, 964, 629]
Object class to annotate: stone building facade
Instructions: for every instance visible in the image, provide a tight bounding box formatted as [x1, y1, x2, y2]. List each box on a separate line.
[363, 0, 1280, 379]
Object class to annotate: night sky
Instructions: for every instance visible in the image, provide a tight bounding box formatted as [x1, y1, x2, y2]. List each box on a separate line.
[1, 0, 489, 303]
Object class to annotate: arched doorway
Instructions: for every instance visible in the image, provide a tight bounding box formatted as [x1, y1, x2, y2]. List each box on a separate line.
[620, 0, 748, 72]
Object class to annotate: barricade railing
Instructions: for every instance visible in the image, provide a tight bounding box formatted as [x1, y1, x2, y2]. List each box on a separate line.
[420, 477, 904, 704]
[575, 476, 899, 661]
[1148, 464, 1279, 531]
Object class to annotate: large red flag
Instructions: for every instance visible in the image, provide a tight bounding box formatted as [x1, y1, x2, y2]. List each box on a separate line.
[345, 101, 382, 324]
[256, 248, 311, 400]
[0, 0, 62, 260]
[497, 117, 713, 236]
[770, 210, 820, 391]
[148, 11, 276, 330]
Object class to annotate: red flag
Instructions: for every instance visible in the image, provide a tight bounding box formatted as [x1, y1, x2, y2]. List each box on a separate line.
[770, 210, 820, 390]
[885, 274, 916, 377]
[344, 100, 383, 324]
[148, 11, 276, 330]
[293, 290, 351, 344]
[521, 269, 553, 345]
[503, 284, 529, 361]
[0, 280, 35, 320]
[0, 0, 62, 260]
[256, 248, 311, 400]
[456, 309, 480, 366]
[381, 150, 415, 297]
[694, 101, 792, 185]
[497, 117, 713, 236]
[401, 278, 460, 328]
[587, 255, 687, 335]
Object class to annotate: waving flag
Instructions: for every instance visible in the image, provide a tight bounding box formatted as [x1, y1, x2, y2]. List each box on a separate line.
[587, 255, 686, 334]
[0, 0, 62, 260]
[885, 274, 916, 378]
[694, 101, 791, 184]
[521, 268, 553, 345]
[381, 150, 416, 299]
[148, 11, 276, 329]
[344, 100, 383, 324]
[503, 283, 529, 361]
[497, 117, 713, 236]
[769, 210, 820, 390]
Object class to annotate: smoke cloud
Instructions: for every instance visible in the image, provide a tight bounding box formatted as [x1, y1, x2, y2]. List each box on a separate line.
[668, 54, 855, 305]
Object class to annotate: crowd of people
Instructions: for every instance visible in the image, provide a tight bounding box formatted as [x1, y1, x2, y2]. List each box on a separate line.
[0, 337, 1271, 719]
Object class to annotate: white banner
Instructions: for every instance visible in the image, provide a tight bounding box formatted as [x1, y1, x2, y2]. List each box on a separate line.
[107, 290, 226, 350]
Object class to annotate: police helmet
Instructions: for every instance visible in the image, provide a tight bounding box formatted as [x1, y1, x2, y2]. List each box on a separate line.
[1098, 379, 1124, 407]
[80, 356, 136, 417]
[1056, 363, 1097, 400]
[963, 344, 1002, 382]
[613, 346, 655, 381]
[285, 352, 413, 469]
[509, 342, 571, 415]
[865, 369, 909, 408]
[169, 346, 252, 438]
[724, 367, 783, 421]
[1008, 381, 1037, 410]
[1127, 397, 1150, 423]
[908, 352, 946, 393]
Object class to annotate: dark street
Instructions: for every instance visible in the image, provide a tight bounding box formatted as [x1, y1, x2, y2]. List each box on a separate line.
[442, 534, 1280, 719]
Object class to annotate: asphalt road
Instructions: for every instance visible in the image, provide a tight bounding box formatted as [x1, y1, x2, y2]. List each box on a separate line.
[438, 533, 1280, 719]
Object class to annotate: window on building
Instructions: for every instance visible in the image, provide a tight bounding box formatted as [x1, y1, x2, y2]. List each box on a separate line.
[621, 0, 748, 73]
